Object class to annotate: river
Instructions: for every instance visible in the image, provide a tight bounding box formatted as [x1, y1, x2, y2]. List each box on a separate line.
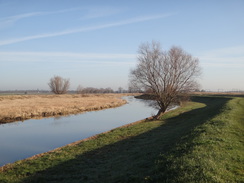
[0, 96, 157, 166]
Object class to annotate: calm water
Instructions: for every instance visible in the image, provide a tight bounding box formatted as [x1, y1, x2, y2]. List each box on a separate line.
[0, 96, 157, 166]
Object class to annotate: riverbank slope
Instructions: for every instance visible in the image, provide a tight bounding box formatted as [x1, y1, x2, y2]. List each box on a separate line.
[0, 96, 243, 182]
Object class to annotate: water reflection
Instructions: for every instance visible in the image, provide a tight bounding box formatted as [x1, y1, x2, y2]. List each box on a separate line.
[0, 96, 157, 166]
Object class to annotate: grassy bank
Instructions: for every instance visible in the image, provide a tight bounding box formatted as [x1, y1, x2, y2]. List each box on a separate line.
[0, 96, 243, 182]
[152, 96, 244, 182]
[0, 94, 128, 123]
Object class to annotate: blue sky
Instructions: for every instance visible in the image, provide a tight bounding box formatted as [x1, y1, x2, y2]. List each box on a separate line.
[0, 0, 243, 91]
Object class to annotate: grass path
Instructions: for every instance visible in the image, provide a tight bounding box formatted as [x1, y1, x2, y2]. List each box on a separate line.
[0, 96, 243, 182]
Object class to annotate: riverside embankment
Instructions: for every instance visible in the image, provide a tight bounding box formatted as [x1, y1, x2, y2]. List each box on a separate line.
[0, 95, 243, 182]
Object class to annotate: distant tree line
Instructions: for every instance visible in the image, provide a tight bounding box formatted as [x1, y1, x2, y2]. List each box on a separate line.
[76, 85, 114, 94]
[48, 76, 129, 94]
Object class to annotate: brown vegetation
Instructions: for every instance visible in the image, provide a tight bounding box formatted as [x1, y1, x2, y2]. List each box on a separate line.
[0, 94, 129, 123]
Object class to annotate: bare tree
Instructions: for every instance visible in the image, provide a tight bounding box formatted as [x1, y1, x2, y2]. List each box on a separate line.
[48, 76, 70, 94]
[77, 85, 84, 94]
[130, 41, 201, 119]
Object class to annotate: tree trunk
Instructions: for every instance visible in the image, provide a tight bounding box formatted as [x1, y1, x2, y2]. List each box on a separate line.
[153, 108, 165, 120]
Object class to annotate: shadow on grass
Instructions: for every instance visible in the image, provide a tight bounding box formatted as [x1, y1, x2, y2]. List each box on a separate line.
[21, 96, 231, 183]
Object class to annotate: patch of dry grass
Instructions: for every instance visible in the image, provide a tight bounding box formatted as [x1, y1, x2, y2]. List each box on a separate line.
[192, 91, 244, 96]
[0, 94, 130, 123]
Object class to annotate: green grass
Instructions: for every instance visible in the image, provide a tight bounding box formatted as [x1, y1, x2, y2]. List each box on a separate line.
[0, 96, 243, 182]
[152, 96, 244, 182]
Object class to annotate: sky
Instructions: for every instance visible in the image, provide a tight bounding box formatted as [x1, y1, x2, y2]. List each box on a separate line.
[0, 0, 243, 91]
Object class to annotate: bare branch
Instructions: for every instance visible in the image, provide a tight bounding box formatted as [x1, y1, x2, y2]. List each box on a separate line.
[48, 76, 70, 94]
[129, 41, 201, 119]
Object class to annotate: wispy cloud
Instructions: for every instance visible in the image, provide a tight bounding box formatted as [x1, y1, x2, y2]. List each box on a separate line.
[0, 51, 136, 65]
[0, 8, 82, 30]
[198, 45, 244, 68]
[80, 7, 122, 20]
[201, 62, 244, 68]
[0, 12, 41, 29]
[0, 6, 123, 30]
[0, 13, 174, 46]
[201, 46, 244, 57]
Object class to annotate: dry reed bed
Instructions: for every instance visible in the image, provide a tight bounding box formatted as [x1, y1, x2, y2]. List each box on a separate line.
[0, 94, 129, 123]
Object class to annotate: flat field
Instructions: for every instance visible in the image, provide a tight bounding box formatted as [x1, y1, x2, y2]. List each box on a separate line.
[0, 94, 129, 123]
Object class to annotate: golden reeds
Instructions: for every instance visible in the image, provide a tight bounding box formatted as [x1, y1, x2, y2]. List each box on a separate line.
[0, 94, 129, 123]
